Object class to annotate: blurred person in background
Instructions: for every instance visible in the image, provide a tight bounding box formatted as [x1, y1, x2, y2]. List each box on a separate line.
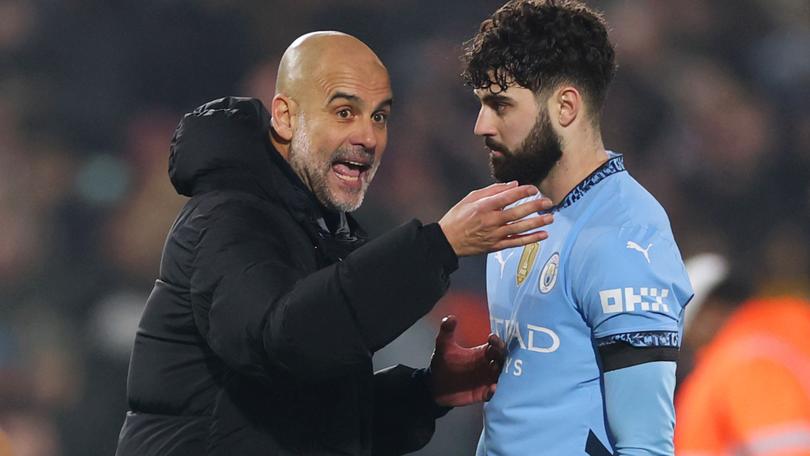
[677, 262, 753, 386]
[462, 1, 693, 454]
[676, 289, 810, 455]
[115, 32, 554, 456]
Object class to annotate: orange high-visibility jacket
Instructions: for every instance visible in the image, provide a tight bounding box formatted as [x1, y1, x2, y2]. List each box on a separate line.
[675, 298, 810, 456]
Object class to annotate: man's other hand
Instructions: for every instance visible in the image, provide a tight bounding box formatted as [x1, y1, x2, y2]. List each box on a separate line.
[428, 315, 507, 407]
[438, 181, 553, 257]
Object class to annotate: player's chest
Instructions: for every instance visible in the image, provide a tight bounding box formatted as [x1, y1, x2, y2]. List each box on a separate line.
[486, 217, 572, 318]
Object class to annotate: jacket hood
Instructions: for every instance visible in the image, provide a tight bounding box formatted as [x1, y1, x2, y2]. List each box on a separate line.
[169, 97, 277, 197]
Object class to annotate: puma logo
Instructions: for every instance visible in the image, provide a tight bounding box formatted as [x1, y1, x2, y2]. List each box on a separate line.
[493, 251, 515, 278]
[626, 241, 653, 264]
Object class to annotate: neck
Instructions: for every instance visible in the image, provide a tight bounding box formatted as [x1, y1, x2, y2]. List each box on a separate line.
[538, 131, 608, 205]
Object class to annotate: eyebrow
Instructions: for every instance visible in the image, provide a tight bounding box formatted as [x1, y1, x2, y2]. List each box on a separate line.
[327, 91, 393, 111]
[375, 98, 393, 111]
[479, 93, 513, 105]
[328, 91, 361, 105]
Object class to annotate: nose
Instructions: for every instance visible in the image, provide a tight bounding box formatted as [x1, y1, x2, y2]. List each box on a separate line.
[473, 107, 497, 137]
[349, 118, 379, 151]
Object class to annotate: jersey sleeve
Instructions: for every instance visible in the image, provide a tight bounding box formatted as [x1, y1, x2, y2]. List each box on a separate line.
[570, 224, 694, 371]
[604, 362, 677, 455]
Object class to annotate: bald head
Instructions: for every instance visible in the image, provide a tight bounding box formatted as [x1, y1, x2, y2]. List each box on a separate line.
[276, 31, 388, 101]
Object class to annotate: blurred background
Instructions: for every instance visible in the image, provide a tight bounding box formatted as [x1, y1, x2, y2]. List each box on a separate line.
[0, 0, 807, 455]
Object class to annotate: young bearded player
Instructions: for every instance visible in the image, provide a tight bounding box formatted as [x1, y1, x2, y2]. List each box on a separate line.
[462, 1, 694, 454]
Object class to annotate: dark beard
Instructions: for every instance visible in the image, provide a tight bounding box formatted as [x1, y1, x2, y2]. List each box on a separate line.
[487, 109, 562, 186]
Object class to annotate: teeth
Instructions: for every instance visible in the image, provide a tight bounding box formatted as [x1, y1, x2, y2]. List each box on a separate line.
[335, 173, 360, 181]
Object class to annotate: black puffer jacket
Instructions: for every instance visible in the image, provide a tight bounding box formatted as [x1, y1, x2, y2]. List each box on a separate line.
[115, 97, 457, 456]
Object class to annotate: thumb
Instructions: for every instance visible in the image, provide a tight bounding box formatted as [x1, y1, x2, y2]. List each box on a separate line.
[436, 315, 458, 347]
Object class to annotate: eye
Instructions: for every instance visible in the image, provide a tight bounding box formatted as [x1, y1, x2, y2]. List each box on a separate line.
[372, 112, 388, 124]
[495, 103, 509, 114]
[337, 108, 353, 119]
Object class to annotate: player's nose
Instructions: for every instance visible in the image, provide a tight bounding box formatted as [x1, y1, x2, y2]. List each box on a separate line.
[474, 107, 497, 137]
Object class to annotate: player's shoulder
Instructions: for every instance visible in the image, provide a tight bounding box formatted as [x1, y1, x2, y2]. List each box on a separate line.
[572, 173, 679, 264]
[594, 172, 671, 231]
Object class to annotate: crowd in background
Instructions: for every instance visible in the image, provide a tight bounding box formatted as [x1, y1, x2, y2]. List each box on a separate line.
[0, 1, 807, 455]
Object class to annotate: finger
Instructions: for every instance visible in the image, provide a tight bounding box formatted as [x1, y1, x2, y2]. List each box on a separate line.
[485, 347, 505, 374]
[486, 334, 507, 360]
[488, 334, 507, 359]
[479, 185, 539, 210]
[461, 181, 518, 203]
[485, 344, 504, 363]
[491, 334, 507, 354]
[491, 230, 549, 251]
[499, 197, 553, 223]
[485, 384, 497, 401]
[501, 213, 554, 236]
[436, 315, 458, 346]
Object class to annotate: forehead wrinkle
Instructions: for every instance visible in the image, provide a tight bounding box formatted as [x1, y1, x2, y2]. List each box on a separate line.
[317, 73, 391, 108]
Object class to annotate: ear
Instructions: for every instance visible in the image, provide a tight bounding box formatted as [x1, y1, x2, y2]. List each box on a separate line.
[554, 86, 581, 128]
[270, 94, 295, 142]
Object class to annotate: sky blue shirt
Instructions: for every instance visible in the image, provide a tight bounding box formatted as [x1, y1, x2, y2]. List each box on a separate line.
[478, 153, 693, 455]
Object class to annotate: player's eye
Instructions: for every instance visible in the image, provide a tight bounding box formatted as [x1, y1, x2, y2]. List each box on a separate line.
[337, 108, 353, 119]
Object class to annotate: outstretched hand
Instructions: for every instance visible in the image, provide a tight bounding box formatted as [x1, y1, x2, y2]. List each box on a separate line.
[438, 181, 553, 257]
[427, 315, 507, 407]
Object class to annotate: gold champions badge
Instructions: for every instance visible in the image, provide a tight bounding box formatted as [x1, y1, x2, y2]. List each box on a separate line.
[515, 242, 541, 286]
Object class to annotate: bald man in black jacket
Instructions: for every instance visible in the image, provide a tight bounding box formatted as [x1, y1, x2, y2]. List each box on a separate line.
[115, 32, 552, 456]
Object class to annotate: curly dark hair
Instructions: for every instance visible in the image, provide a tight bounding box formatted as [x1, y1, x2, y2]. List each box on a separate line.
[462, 0, 617, 114]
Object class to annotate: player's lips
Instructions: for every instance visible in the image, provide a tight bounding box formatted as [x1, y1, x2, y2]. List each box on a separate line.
[485, 139, 509, 159]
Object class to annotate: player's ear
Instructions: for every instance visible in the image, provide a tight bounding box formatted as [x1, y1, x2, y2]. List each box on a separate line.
[556, 87, 580, 127]
[270, 94, 295, 142]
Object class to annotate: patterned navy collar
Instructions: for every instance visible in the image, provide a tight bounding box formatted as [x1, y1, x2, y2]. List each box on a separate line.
[547, 152, 626, 212]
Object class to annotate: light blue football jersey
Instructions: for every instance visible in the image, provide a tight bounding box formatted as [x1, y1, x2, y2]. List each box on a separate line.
[477, 152, 693, 455]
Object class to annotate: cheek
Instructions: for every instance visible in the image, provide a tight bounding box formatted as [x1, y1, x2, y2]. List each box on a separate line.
[302, 115, 341, 148]
[376, 130, 388, 153]
[505, 116, 535, 146]
[307, 129, 341, 157]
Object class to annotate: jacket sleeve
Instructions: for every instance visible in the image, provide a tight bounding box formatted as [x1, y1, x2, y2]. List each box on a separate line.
[372, 365, 451, 455]
[189, 200, 458, 383]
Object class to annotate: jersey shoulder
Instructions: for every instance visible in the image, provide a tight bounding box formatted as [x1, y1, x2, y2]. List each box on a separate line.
[586, 172, 673, 234]
[571, 172, 679, 263]
[566, 172, 693, 337]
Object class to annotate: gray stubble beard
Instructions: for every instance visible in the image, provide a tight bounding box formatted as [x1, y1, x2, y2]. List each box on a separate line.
[288, 115, 378, 213]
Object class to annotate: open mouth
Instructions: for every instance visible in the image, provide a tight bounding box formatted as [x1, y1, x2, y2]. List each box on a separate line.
[332, 159, 372, 182]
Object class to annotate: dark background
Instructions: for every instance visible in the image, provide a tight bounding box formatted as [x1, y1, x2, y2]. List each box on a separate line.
[0, 0, 807, 454]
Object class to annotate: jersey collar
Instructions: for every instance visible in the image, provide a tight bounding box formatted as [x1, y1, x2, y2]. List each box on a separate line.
[547, 151, 625, 212]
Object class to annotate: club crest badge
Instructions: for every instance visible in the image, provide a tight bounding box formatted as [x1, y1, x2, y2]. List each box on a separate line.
[539, 252, 560, 293]
[516, 242, 540, 286]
